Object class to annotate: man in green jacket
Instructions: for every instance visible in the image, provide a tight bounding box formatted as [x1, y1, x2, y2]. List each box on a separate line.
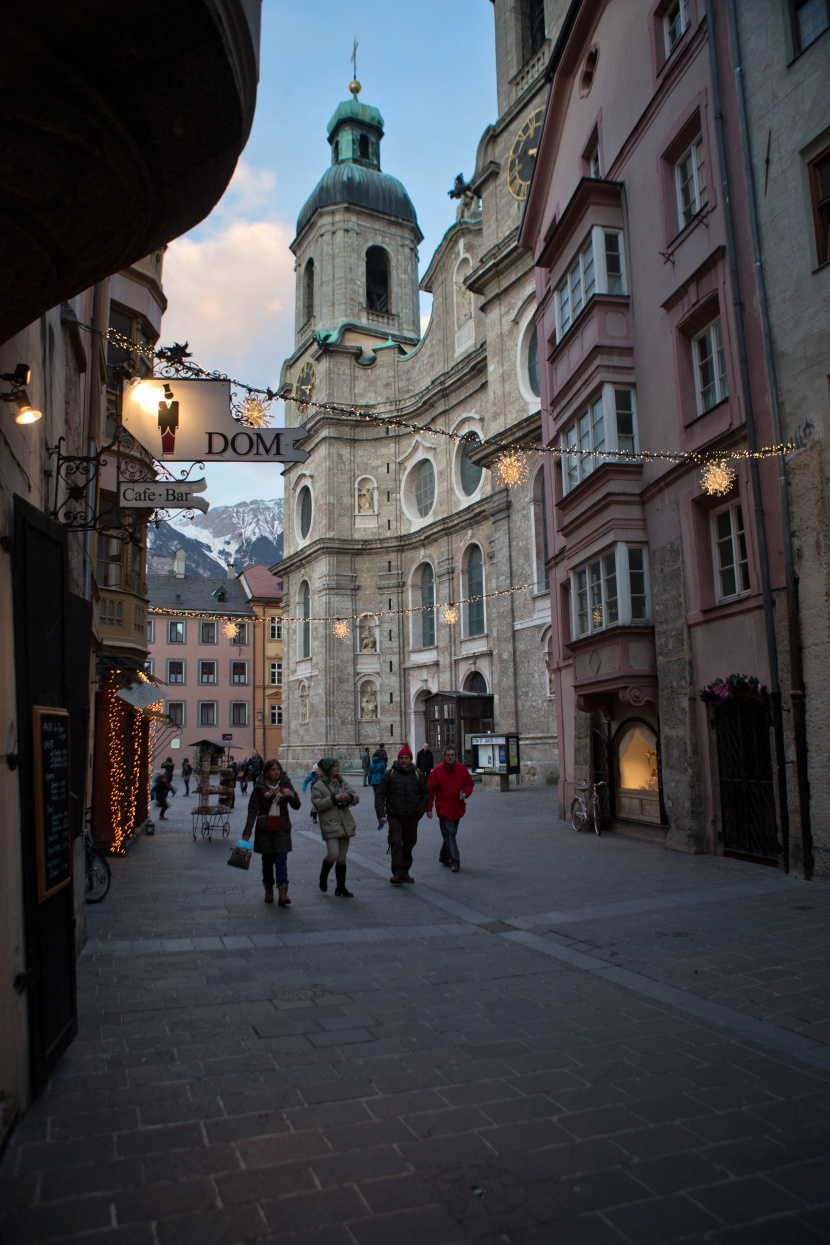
[374, 745, 428, 884]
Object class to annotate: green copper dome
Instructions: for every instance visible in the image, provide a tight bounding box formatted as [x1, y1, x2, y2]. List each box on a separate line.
[296, 165, 420, 237]
[296, 91, 421, 239]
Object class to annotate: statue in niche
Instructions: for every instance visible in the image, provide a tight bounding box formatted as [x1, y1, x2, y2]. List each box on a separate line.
[456, 280, 472, 324]
[299, 687, 309, 724]
[360, 687, 378, 719]
[360, 624, 377, 652]
[544, 656, 555, 697]
[357, 483, 376, 514]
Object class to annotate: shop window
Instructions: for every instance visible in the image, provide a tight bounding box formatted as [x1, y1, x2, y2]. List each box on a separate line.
[615, 722, 661, 823]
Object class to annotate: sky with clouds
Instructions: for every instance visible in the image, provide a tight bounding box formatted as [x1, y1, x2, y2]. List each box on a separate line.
[159, 0, 497, 508]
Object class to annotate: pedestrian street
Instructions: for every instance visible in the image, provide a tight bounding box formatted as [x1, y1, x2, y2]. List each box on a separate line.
[2, 786, 830, 1245]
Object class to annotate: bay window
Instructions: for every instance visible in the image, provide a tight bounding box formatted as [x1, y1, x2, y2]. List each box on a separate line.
[556, 227, 626, 340]
[561, 386, 639, 493]
[572, 545, 650, 638]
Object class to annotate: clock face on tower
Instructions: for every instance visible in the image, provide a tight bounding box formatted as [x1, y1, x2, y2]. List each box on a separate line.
[294, 360, 316, 409]
[507, 107, 544, 201]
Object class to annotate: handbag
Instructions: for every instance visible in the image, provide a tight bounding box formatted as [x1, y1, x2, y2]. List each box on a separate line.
[227, 845, 251, 870]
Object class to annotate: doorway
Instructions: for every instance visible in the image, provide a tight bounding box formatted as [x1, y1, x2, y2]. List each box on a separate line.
[715, 698, 779, 862]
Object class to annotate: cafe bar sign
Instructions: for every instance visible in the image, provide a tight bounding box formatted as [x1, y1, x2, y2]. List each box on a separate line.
[121, 379, 309, 464]
[119, 476, 210, 514]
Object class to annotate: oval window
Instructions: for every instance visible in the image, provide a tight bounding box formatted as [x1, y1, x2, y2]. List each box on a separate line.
[298, 486, 312, 539]
[459, 435, 483, 496]
[414, 460, 436, 517]
[528, 324, 540, 397]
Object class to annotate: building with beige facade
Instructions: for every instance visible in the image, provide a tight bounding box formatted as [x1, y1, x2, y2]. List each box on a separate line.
[276, 0, 566, 781]
[239, 565, 284, 760]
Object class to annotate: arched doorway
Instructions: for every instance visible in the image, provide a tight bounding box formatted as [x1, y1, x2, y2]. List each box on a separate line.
[715, 698, 779, 861]
[614, 720, 661, 823]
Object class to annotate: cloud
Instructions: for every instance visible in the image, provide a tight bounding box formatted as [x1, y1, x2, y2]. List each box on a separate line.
[161, 218, 295, 390]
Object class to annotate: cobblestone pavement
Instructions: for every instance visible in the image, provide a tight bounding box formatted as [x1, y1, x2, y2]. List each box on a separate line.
[2, 783, 830, 1245]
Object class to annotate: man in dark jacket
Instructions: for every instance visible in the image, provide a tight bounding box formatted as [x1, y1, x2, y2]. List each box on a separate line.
[375, 745, 428, 884]
[415, 742, 434, 779]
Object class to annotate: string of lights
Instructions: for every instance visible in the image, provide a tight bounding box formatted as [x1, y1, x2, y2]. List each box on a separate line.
[82, 323, 795, 502]
[148, 581, 535, 629]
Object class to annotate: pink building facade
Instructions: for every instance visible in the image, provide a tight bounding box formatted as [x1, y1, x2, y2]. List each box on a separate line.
[521, 0, 805, 868]
[146, 564, 256, 765]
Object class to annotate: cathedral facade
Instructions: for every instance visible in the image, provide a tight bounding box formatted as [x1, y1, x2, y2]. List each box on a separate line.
[276, 1, 568, 781]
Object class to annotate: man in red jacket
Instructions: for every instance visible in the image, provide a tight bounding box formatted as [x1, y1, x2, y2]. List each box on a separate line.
[426, 745, 474, 873]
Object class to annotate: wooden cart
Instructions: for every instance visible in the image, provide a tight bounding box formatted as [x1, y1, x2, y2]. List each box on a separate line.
[189, 739, 236, 841]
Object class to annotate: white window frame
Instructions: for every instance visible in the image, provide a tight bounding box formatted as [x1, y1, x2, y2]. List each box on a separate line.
[166, 658, 186, 685]
[693, 318, 728, 415]
[663, 0, 691, 58]
[167, 701, 185, 727]
[231, 660, 248, 685]
[230, 701, 249, 728]
[270, 703, 283, 726]
[199, 660, 217, 685]
[168, 620, 186, 644]
[269, 615, 282, 641]
[556, 234, 596, 337]
[586, 142, 601, 179]
[144, 658, 154, 676]
[675, 136, 707, 229]
[555, 228, 626, 340]
[198, 701, 217, 728]
[147, 618, 155, 644]
[561, 385, 639, 494]
[270, 661, 283, 686]
[711, 502, 750, 603]
[570, 544, 651, 638]
[200, 620, 218, 645]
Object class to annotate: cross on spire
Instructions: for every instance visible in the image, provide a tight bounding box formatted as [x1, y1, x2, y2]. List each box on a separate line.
[351, 38, 358, 80]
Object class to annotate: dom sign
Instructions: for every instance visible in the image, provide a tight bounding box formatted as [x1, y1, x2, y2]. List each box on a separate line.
[121, 378, 309, 464]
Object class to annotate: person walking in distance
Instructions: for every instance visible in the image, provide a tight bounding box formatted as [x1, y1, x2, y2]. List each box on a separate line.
[241, 759, 301, 907]
[181, 756, 193, 796]
[416, 741, 434, 781]
[375, 745, 428, 884]
[361, 747, 371, 786]
[161, 756, 175, 784]
[311, 758, 359, 897]
[151, 770, 174, 820]
[427, 745, 474, 873]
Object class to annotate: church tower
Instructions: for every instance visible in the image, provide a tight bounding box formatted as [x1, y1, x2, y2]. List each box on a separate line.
[290, 81, 422, 352]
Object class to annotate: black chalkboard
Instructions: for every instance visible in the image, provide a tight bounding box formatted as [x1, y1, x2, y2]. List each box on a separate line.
[32, 707, 72, 902]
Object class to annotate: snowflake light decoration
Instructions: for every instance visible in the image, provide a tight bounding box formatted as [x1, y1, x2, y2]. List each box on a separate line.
[332, 620, 350, 639]
[223, 620, 239, 639]
[492, 450, 530, 489]
[700, 458, 736, 497]
[239, 395, 272, 428]
[442, 605, 459, 626]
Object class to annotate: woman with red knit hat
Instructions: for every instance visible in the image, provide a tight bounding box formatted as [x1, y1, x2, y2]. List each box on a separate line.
[374, 745, 429, 884]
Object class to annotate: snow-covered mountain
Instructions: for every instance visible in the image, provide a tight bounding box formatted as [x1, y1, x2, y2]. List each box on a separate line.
[147, 498, 284, 577]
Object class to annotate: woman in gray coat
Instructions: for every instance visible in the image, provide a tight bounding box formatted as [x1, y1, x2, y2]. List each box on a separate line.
[311, 758, 359, 897]
[242, 759, 301, 907]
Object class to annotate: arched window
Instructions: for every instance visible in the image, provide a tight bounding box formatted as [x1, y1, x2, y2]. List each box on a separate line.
[298, 581, 311, 660]
[420, 563, 436, 647]
[366, 247, 390, 313]
[465, 545, 485, 636]
[459, 434, 483, 496]
[465, 670, 487, 694]
[297, 485, 312, 540]
[414, 460, 436, 517]
[303, 259, 314, 322]
[532, 467, 550, 592]
[359, 133, 370, 160]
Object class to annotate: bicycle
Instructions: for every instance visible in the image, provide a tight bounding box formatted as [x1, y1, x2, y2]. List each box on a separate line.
[571, 780, 606, 836]
[83, 809, 111, 903]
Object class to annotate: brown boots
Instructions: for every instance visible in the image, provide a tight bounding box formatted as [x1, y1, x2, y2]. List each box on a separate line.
[278, 884, 291, 907]
[264, 885, 274, 903]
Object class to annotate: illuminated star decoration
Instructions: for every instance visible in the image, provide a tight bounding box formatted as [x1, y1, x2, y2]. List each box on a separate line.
[700, 459, 736, 497]
[493, 450, 529, 489]
[223, 621, 239, 639]
[333, 620, 350, 639]
[239, 395, 272, 428]
[442, 606, 459, 626]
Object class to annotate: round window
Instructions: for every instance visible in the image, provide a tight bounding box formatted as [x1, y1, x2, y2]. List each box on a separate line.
[459, 435, 483, 496]
[298, 486, 312, 539]
[414, 460, 436, 517]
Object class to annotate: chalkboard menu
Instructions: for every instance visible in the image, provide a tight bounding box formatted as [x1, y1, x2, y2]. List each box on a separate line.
[32, 707, 72, 902]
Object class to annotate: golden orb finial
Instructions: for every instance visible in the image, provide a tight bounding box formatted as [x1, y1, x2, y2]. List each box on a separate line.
[349, 79, 361, 98]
